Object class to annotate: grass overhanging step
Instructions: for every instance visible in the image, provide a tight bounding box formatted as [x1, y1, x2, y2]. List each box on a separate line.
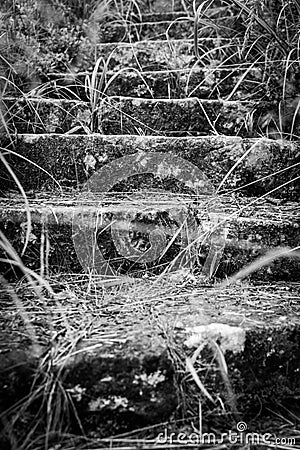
[31, 67, 263, 101]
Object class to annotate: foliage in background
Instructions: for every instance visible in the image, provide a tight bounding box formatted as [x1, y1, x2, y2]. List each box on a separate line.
[0, 0, 110, 92]
[0, 0, 147, 93]
[195, 0, 300, 138]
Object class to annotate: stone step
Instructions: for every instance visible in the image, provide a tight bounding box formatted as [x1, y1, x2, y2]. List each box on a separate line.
[73, 38, 235, 72]
[119, 0, 192, 14]
[1, 135, 299, 200]
[101, 97, 255, 136]
[37, 67, 263, 101]
[96, 10, 243, 43]
[1, 193, 299, 281]
[2, 96, 257, 136]
[104, 0, 234, 16]
[1, 279, 300, 440]
[97, 17, 193, 43]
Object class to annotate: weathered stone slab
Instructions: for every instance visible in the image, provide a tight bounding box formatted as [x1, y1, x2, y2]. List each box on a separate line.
[97, 18, 193, 43]
[1, 135, 299, 200]
[74, 38, 233, 71]
[100, 96, 254, 135]
[42, 67, 263, 101]
[0, 195, 299, 280]
[1, 280, 300, 440]
[2, 96, 256, 136]
[2, 97, 88, 134]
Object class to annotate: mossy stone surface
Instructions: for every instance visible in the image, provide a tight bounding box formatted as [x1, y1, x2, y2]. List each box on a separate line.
[1, 281, 300, 438]
[1, 135, 299, 200]
[0, 196, 299, 280]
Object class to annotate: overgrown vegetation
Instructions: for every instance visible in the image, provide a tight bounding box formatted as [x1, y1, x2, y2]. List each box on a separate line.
[1, 0, 300, 448]
[0, 0, 147, 89]
[194, 0, 300, 138]
[2, 0, 300, 137]
[1, 271, 300, 449]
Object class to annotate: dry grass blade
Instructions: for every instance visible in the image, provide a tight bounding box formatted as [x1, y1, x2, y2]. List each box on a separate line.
[158, 221, 184, 262]
[186, 353, 215, 404]
[211, 341, 239, 420]
[0, 230, 55, 296]
[225, 59, 261, 101]
[0, 151, 31, 256]
[2, 147, 63, 192]
[193, 0, 216, 60]
[195, 98, 218, 134]
[216, 141, 260, 193]
[219, 246, 300, 287]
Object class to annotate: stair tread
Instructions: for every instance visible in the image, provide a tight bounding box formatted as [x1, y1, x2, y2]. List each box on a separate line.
[1, 193, 299, 223]
[1, 281, 300, 345]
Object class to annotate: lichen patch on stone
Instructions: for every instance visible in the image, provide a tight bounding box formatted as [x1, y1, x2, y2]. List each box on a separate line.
[184, 323, 246, 354]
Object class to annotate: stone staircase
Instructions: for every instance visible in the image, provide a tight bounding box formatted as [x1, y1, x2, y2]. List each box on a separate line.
[1, 0, 300, 445]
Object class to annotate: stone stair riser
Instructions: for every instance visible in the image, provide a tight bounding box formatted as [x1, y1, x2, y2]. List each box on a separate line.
[98, 19, 193, 43]
[1, 135, 299, 201]
[1, 300, 300, 435]
[28, 68, 262, 102]
[1, 205, 299, 280]
[74, 39, 234, 72]
[97, 14, 244, 43]
[100, 97, 253, 135]
[2, 97, 256, 136]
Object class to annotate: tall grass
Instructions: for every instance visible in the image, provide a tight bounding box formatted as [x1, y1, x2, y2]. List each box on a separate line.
[194, 0, 300, 139]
